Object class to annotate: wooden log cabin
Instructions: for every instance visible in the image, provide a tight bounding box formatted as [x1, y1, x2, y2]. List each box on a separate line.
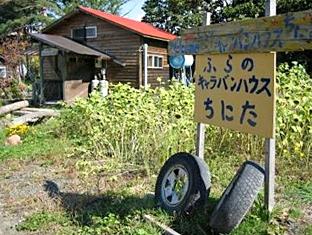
[30, 6, 176, 103]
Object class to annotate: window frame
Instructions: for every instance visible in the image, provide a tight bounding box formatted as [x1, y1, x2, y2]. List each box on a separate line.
[71, 26, 97, 40]
[147, 54, 164, 69]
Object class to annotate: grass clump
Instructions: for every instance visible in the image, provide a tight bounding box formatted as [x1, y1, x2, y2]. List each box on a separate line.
[0, 119, 70, 162]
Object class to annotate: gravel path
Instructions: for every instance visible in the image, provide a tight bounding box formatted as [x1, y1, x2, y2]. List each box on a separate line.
[0, 159, 80, 235]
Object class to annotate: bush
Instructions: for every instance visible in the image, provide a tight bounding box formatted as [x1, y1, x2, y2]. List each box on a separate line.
[60, 81, 195, 172]
[5, 124, 30, 137]
[0, 79, 28, 100]
[276, 62, 312, 159]
[59, 63, 311, 173]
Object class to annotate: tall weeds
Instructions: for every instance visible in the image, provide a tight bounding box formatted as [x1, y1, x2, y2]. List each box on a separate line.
[59, 63, 311, 174]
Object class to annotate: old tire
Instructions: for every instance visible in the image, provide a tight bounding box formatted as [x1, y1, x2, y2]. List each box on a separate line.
[155, 152, 211, 215]
[209, 161, 265, 234]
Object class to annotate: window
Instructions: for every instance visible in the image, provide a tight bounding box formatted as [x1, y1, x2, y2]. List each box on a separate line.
[147, 55, 163, 69]
[0, 66, 7, 78]
[72, 26, 97, 40]
[85, 26, 97, 38]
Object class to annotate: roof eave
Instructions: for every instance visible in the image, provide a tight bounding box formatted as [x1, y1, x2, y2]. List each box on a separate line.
[142, 34, 175, 42]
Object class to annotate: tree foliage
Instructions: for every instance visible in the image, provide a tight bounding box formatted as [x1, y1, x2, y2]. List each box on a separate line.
[142, 0, 312, 34]
[142, 0, 226, 34]
[222, 0, 312, 21]
[0, 0, 129, 36]
[0, 0, 60, 36]
[56, 0, 129, 15]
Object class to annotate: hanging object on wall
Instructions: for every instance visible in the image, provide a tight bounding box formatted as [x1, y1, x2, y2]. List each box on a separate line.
[183, 55, 194, 67]
[169, 55, 194, 86]
[169, 55, 185, 69]
[95, 58, 102, 68]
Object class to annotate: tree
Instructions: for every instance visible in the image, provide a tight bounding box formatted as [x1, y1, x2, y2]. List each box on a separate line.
[0, 0, 61, 36]
[142, 0, 312, 34]
[0, 0, 130, 36]
[142, 0, 227, 35]
[56, 0, 130, 15]
[222, 0, 312, 21]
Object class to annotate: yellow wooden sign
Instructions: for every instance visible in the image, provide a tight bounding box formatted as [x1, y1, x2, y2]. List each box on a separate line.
[194, 53, 276, 138]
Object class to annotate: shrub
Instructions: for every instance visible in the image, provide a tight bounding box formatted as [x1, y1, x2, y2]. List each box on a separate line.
[5, 124, 30, 137]
[276, 62, 312, 159]
[59, 63, 311, 173]
[60, 81, 195, 172]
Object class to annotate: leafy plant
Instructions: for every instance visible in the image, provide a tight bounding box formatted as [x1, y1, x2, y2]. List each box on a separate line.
[59, 63, 311, 177]
[60, 81, 196, 174]
[5, 124, 30, 137]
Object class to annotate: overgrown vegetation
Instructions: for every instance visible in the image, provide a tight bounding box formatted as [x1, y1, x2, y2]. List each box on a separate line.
[2, 63, 311, 234]
[59, 63, 311, 175]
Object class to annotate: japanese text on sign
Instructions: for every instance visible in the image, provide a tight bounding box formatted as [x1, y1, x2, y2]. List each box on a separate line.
[194, 53, 276, 138]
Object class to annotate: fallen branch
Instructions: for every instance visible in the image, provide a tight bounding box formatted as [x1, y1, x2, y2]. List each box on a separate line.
[0, 100, 29, 116]
[143, 214, 181, 235]
[11, 110, 60, 125]
[12, 110, 34, 116]
[21, 107, 57, 113]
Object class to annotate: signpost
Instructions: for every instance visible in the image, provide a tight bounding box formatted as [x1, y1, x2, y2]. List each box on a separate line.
[169, 0, 311, 212]
[264, 0, 276, 212]
[195, 53, 276, 138]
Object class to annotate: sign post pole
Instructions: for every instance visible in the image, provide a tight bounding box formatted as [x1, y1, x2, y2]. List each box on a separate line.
[196, 12, 212, 159]
[264, 0, 276, 212]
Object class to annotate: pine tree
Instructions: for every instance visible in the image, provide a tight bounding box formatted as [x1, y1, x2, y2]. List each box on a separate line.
[0, 0, 60, 36]
[0, 0, 130, 36]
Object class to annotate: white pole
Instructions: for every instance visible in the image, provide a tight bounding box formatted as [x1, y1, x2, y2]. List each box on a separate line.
[196, 12, 211, 159]
[264, 0, 276, 212]
[144, 43, 148, 89]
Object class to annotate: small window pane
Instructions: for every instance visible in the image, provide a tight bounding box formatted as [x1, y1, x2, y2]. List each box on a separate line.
[72, 28, 85, 40]
[158, 57, 163, 68]
[154, 57, 158, 67]
[148, 56, 153, 67]
[86, 27, 97, 38]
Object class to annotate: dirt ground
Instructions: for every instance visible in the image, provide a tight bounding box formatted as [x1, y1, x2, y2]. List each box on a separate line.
[1, 157, 311, 235]
[0, 158, 81, 235]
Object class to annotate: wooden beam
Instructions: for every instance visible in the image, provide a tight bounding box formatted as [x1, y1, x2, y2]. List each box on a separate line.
[169, 9, 312, 55]
[0, 101, 29, 116]
[143, 215, 181, 235]
[39, 43, 44, 105]
[11, 110, 60, 125]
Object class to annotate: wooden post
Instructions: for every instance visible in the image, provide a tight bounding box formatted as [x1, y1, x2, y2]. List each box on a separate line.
[196, 123, 205, 159]
[196, 12, 211, 159]
[138, 45, 143, 87]
[39, 43, 44, 106]
[61, 52, 67, 101]
[264, 0, 276, 212]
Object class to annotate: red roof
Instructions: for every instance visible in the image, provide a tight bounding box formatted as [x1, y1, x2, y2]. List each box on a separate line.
[79, 6, 176, 41]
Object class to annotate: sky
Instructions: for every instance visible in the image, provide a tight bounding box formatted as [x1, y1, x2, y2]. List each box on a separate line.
[121, 0, 145, 21]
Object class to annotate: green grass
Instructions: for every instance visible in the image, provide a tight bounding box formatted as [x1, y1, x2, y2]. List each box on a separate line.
[1, 115, 310, 234]
[16, 211, 72, 232]
[304, 225, 312, 235]
[0, 119, 70, 162]
[15, 152, 311, 235]
[287, 182, 312, 204]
